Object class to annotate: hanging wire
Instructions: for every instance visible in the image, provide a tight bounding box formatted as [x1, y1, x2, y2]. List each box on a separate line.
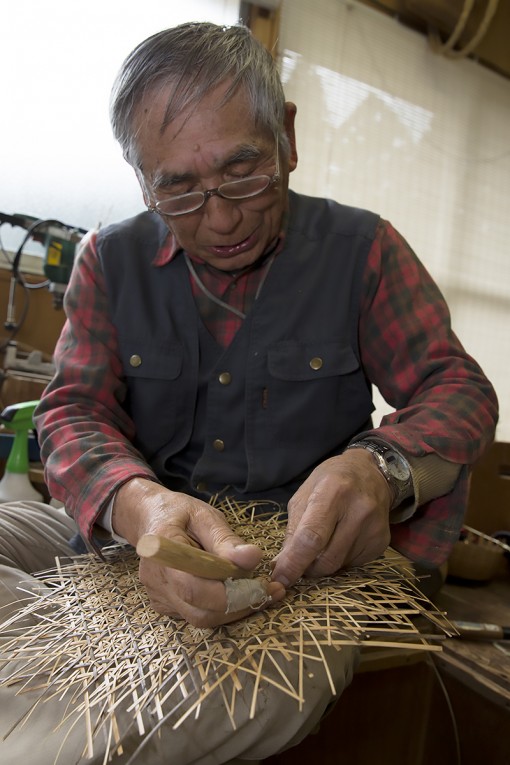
[1, 217, 84, 351]
[429, 0, 476, 54]
[429, 0, 500, 60]
[425, 653, 462, 765]
[0, 229, 13, 267]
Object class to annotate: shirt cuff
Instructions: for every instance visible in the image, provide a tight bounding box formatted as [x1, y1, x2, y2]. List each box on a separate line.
[348, 433, 462, 523]
[403, 451, 462, 521]
[379, 446, 461, 524]
[96, 493, 128, 543]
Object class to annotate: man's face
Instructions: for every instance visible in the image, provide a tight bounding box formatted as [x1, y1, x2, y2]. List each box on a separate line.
[133, 83, 297, 271]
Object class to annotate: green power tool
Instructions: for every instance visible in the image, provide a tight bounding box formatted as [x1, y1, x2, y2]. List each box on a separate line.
[0, 400, 43, 501]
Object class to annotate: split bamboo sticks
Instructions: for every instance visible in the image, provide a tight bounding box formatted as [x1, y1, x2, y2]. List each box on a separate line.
[0, 498, 453, 761]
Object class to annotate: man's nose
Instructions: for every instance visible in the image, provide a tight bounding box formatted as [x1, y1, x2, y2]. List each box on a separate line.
[203, 193, 242, 232]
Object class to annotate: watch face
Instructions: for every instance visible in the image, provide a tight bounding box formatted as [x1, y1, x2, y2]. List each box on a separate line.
[385, 450, 410, 481]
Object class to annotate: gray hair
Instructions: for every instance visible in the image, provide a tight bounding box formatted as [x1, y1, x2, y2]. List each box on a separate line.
[110, 22, 287, 167]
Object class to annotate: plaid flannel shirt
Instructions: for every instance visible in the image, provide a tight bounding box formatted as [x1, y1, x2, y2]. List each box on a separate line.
[35, 215, 498, 565]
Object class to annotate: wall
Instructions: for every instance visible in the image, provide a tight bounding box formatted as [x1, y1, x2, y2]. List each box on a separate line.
[0, 265, 65, 410]
[278, 0, 510, 441]
[0, 267, 66, 359]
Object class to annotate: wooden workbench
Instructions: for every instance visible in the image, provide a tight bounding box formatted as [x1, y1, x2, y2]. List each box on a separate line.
[267, 573, 510, 765]
[433, 576, 510, 707]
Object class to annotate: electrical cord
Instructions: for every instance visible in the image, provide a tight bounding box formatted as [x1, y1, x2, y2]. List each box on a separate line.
[1, 216, 84, 350]
[11, 218, 68, 281]
[425, 652, 462, 765]
[0, 229, 13, 267]
[0, 279, 30, 352]
[1, 218, 57, 350]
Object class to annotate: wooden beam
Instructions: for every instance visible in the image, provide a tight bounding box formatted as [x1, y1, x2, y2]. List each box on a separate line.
[247, 3, 281, 57]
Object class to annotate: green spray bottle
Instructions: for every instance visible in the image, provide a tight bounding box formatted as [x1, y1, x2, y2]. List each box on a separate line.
[0, 400, 43, 501]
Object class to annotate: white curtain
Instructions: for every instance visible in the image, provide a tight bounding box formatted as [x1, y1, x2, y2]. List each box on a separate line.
[279, 0, 510, 440]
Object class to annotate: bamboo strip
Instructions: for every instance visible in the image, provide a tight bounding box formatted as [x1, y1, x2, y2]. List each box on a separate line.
[0, 497, 453, 761]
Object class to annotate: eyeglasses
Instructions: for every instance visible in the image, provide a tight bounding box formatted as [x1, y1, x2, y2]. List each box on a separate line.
[149, 143, 280, 218]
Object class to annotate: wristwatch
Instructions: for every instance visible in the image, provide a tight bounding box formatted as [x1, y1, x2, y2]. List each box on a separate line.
[346, 440, 413, 510]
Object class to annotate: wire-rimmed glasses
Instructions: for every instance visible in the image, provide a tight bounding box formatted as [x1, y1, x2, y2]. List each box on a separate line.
[149, 143, 280, 217]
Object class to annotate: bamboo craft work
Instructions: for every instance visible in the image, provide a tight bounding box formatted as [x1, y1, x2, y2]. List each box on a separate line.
[0, 498, 452, 761]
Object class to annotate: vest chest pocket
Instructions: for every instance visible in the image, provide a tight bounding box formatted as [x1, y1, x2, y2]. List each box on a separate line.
[267, 341, 359, 380]
[263, 340, 372, 449]
[118, 340, 192, 457]
[119, 340, 183, 380]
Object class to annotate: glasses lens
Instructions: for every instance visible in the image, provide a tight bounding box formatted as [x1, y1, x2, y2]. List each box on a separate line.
[219, 175, 271, 200]
[154, 174, 273, 217]
[156, 192, 204, 216]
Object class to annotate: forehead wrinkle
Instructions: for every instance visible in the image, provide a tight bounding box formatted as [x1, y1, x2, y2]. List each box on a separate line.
[147, 141, 267, 188]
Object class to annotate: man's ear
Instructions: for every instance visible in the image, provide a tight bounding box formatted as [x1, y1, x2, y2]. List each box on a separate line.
[284, 102, 298, 172]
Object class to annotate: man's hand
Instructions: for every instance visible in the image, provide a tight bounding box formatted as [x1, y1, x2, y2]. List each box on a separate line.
[113, 478, 285, 627]
[271, 450, 393, 587]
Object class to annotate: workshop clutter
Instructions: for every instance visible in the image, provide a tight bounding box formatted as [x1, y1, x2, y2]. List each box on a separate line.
[0, 345, 53, 409]
[447, 525, 510, 583]
[0, 346, 50, 500]
[0, 400, 43, 502]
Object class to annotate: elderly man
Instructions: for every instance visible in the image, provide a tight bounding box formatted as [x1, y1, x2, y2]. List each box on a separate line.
[0, 21, 498, 765]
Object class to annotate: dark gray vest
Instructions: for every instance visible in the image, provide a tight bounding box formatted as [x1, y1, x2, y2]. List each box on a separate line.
[97, 191, 379, 502]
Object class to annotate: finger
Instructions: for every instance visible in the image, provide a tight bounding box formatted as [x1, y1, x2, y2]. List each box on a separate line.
[154, 579, 285, 627]
[272, 497, 338, 586]
[303, 523, 356, 577]
[140, 560, 286, 625]
[267, 484, 309, 574]
[224, 578, 282, 614]
[281, 481, 311, 538]
[186, 503, 263, 572]
[181, 581, 286, 628]
[305, 517, 390, 577]
[140, 561, 227, 615]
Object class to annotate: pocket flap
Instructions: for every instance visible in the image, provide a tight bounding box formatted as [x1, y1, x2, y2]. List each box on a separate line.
[119, 339, 183, 380]
[267, 341, 359, 381]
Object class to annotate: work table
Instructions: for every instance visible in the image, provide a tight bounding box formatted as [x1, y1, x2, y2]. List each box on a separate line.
[433, 575, 510, 707]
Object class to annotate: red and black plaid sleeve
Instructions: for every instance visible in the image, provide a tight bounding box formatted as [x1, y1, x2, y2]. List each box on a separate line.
[34, 232, 159, 541]
[358, 221, 498, 563]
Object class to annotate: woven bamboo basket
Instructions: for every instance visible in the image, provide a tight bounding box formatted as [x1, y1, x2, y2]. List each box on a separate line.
[0, 498, 453, 761]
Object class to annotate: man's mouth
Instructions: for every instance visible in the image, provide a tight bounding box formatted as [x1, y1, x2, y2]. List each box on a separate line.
[208, 230, 257, 258]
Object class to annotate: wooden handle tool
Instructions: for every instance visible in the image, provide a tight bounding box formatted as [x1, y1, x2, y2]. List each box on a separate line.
[136, 534, 252, 580]
[450, 619, 510, 641]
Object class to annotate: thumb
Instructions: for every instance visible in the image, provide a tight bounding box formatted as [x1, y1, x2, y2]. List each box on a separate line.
[190, 505, 263, 573]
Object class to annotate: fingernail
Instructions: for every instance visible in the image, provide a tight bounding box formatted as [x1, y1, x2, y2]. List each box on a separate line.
[273, 574, 290, 588]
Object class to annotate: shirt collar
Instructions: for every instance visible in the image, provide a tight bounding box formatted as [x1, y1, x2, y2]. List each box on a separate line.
[152, 229, 181, 267]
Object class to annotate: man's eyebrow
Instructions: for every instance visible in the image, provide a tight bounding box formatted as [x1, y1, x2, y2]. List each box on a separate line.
[223, 145, 263, 165]
[150, 144, 265, 190]
[152, 170, 195, 190]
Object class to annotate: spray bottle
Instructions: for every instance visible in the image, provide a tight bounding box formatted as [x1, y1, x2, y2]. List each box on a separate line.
[0, 400, 43, 502]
